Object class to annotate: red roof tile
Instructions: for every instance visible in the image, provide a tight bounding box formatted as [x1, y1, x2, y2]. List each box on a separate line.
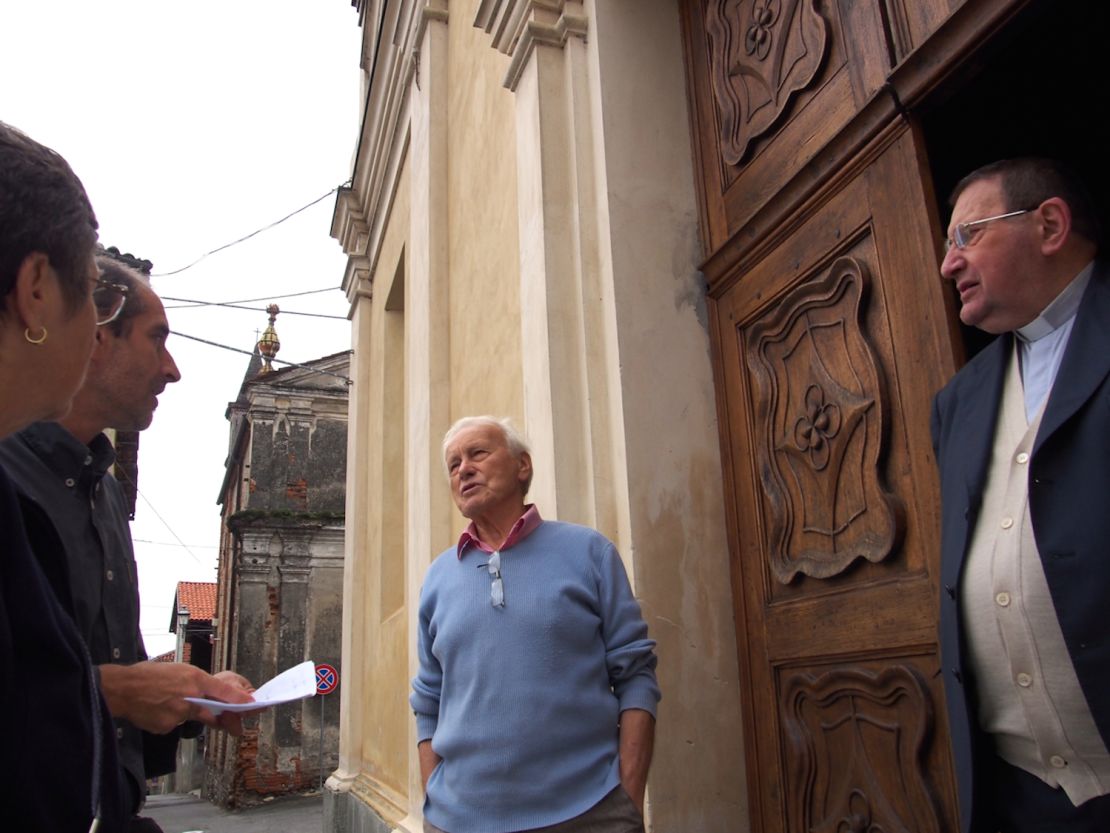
[150, 645, 192, 663]
[175, 581, 217, 622]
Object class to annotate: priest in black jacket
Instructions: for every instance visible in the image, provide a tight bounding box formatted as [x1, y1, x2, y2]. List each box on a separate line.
[932, 158, 1110, 833]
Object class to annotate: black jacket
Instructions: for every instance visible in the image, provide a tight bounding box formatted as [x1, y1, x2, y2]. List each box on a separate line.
[931, 262, 1110, 832]
[0, 465, 128, 831]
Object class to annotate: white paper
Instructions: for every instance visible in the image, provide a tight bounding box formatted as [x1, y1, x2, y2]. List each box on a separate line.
[185, 659, 318, 715]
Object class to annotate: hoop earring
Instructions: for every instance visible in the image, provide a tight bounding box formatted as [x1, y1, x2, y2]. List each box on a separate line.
[24, 327, 48, 345]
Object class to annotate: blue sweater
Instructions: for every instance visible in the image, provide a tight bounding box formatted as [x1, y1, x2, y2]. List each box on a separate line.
[411, 520, 660, 833]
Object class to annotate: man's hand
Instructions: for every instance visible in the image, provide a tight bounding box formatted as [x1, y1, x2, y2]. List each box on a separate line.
[98, 662, 256, 736]
[618, 708, 655, 815]
[417, 740, 442, 791]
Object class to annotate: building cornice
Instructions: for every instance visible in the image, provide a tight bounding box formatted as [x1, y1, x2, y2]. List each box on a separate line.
[333, 0, 448, 302]
[473, 0, 587, 90]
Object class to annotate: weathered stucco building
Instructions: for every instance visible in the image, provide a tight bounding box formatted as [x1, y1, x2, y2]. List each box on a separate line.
[206, 338, 351, 806]
[325, 1, 1110, 832]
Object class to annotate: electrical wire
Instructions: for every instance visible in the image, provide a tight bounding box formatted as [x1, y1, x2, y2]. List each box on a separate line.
[114, 466, 205, 566]
[151, 184, 345, 277]
[164, 299, 347, 320]
[171, 329, 353, 384]
[133, 538, 219, 549]
[162, 286, 341, 308]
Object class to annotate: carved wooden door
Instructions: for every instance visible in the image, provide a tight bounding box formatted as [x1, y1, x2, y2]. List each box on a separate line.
[712, 134, 960, 832]
[680, 0, 984, 830]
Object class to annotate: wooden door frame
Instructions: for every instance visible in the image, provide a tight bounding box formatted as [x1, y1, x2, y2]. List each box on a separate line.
[680, 1, 1047, 830]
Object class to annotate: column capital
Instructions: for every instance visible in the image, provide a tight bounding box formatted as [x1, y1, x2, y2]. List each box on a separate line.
[237, 560, 274, 583]
[278, 564, 312, 584]
[474, 0, 587, 90]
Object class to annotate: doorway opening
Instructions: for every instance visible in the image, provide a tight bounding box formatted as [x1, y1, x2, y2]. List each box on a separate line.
[919, 0, 1110, 359]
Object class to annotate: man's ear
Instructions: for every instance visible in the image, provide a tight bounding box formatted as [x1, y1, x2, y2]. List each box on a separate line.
[82, 319, 119, 368]
[11, 251, 53, 331]
[518, 451, 533, 486]
[1037, 197, 1072, 256]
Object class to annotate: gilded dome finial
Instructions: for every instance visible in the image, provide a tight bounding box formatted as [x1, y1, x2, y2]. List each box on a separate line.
[257, 304, 281, 374]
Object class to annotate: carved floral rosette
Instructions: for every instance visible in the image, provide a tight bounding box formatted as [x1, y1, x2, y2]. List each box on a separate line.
[744, 256, 903, 583]
[704, 0, 829, 166]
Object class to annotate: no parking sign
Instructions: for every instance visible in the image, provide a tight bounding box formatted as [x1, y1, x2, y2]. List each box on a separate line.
[315, 663, 339, 695]
[314, 662, 339, 790]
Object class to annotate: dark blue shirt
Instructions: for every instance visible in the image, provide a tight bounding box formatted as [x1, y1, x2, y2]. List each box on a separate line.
[0, 463, 127, 831]
[0, 423, 154, 810]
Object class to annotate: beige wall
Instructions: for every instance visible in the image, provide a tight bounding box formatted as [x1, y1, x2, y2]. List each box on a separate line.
[586, 3, 748, 827]
[334, 151, 414, 824]
[357, 157, 411, 815]
[447, 0, 522, 422]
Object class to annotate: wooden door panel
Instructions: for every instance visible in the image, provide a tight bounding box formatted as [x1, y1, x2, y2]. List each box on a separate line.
[780, 657, 943, 833]
[713, 128, 958, 833]
[764, 578, 937, 659]
[744, 251, 903, 588]
[711, 2, 855, 237]
[683, 0, 958, 256]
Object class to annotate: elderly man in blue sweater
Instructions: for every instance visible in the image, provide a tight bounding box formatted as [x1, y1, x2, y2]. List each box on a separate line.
[411, 416, 660, 833]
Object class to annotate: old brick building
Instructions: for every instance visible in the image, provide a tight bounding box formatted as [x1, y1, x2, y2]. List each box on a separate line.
[205, 320, 350, 807]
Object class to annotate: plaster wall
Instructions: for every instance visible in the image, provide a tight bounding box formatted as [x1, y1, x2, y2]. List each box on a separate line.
[335, 272, 373, 788]
[583, 4, 748, 830]
[446, 0, 523, 425]
[344, 155, 413, 822]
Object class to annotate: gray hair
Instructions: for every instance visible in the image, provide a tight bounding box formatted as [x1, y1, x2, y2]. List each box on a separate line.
[442, 415, 533, 496]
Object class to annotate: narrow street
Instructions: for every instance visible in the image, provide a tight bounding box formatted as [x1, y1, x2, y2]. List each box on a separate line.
[144, 792, 323, 833]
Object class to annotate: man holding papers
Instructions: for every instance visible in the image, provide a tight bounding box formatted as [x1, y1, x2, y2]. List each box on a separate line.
[0, 251, 254, 832]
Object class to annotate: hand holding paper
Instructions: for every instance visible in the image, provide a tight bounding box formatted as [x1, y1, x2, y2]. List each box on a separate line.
[186, 660, 318, 715]
[99, 662, 256, 734]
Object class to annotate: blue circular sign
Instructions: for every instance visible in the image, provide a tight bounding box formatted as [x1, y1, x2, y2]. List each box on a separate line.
[315, 663, 339, 695]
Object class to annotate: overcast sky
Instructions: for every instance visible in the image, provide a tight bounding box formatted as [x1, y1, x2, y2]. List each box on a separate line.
[1, 2, 363, 656]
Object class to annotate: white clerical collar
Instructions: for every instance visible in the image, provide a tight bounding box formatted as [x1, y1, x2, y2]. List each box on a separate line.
[1016, 261, 1094, 343]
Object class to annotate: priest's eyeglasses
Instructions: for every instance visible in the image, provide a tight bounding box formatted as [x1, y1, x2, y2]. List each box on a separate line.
[93, 275, 130, 326]
[945, 208, 1032, 252]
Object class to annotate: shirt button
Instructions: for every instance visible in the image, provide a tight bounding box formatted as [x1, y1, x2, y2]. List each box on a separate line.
[1049, 755, 1067, 769]
[1016, 672, 1033, 688]
[1016, 452, 1029, 464]
[106, 570, 114, 581]
[112, 647, 121, 659]
[117, 728, 124, 740]
[64, 478, 76, 488]
[1001, 517, 1014, 529]
[84, 454, 93, 465]
[996, 592, 1011, 607]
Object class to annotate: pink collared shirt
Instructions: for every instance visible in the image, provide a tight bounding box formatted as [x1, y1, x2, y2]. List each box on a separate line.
[456, 504, 542, 557]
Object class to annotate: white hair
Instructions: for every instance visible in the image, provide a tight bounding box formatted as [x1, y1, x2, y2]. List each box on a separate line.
[442, 415, 533, 495]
